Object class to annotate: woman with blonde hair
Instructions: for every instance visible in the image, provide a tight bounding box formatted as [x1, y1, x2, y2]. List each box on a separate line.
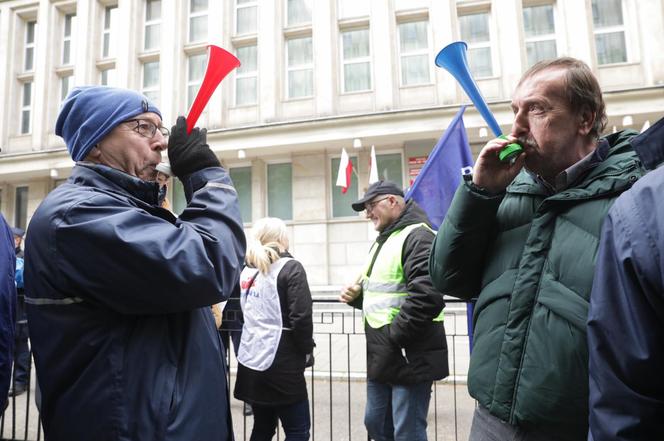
[234, 217, 314, 441]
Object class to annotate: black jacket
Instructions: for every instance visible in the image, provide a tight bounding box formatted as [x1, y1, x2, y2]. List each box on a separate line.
[351, 200, 448, 384]
[234, 253, 314, 406]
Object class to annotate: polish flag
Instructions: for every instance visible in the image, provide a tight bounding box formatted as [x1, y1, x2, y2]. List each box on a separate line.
[369, 145, 379, 184]
[336, 148, 353, 193]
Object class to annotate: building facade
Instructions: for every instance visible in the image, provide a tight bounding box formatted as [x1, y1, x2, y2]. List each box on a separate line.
[1, 0, 663, 288]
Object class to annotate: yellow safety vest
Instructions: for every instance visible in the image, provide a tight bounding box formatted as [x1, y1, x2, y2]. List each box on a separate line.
[361, 222, 444, 329]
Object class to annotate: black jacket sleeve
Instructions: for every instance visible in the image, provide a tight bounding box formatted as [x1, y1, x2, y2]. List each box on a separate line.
[278, 260, 314, 354]
[389, 226, 445, 347]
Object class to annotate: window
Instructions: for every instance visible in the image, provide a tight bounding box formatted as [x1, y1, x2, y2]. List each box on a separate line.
[398, 20, 430, 86]
[376, 153, 403, 183]
[287, 0, 312, 26]
[14, 187, 28, 230]
[235, 45, 257, 105]
[286, 37, 313, 99]
[236, 0, 257, 35]
[102, 6, 117, 58]
[592, 0, 627, 65]
[330, 156, 358, 217]
[230, 167, 252, 223]
[189, 0, 208, 42]
[523, 4, 557, 67]
[100, 67, 116, 86]
[187, 53, 206, 108]
[20, 82, 32, 134]
[142, 61, 160, 105]
[338, 0, 369, 19]
[24, 20, 36, 71]
[458, 13, 492, 78]
[62, 13, 76, 65]
[267, 163, 293, 220]
[341, 28, 371, 92]
[60, 74, 73, 102]
[144, 0, 161, 50]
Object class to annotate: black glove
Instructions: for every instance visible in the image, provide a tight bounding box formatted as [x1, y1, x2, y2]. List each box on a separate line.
[167, 116, 220, 177]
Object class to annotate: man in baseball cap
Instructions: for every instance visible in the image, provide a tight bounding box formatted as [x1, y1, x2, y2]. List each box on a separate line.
[340, 180, 448, 440]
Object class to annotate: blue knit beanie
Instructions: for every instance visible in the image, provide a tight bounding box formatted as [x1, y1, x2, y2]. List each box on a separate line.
[56, 86, 162, 161]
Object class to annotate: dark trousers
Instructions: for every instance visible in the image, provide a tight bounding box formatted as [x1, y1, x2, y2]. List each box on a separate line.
[250, 399, 310, 441]
[12, 322, 30, 386]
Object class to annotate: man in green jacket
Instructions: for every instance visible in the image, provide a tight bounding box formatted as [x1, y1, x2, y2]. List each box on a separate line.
[340, 180, 448, 441]
[429, 57, 644, 440]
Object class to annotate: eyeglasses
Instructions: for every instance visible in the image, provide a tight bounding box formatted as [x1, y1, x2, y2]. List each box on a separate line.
[364, 197, 389, 212]
[124, 119, 170, 139]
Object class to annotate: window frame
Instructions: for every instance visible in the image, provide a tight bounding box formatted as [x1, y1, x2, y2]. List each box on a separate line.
[266, 161, 294, 221]
[100, 67, 116, 86]
[397, 19, 432, 87]
[234, 44, 258, 106]
[329, 154, 360, 219]
[522, 2, 559, 67]
[286, 0, 312, 27]
[337, 0, 370, 20]
[235, 0, 258, 36]
[592, 0, 629, 66]
[457, 10, 496, 79]
[24, 20, 36, 72]
[62, 13, 76, 65]
[340, 26, 373, 94]
[187, 52, 207, 110]
[285, 35, 314, 100]
[60, 74, 73, 103]
[20, 81, 32, 135]
[188, 0, 209, 43]
[101, 5, 118, 59]
[14, 186, 29, 230]
[229, 165, 253, 224]
[374, 150, 405, 186]
[144, 0, 161, 51]
[142, 60, 160, 105]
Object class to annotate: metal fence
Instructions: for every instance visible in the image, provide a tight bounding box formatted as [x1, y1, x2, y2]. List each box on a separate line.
[1, 298, 473, 441]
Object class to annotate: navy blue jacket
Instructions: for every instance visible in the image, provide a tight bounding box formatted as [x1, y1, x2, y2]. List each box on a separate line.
[25, 163, 245, 441]
[588, 117, 664, 440]
[0, 214, 16, 410]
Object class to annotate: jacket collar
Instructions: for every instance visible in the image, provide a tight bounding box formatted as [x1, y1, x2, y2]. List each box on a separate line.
[71, 162, 160, 206]
[508, 129, 641, 198]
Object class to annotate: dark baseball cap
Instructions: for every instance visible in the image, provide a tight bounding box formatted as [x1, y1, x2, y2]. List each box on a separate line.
[351, 180, 404, 212]
[11, 227, 25, 238]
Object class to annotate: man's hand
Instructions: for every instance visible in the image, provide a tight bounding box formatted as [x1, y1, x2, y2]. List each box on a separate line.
[472, 136, 526, 194]
[339, 283, 361, 303]
[167, 116, 221, 178]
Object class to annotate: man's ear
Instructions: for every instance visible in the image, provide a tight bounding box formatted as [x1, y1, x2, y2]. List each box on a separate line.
[578, 108, 596, 136]
[85, 144, 102, 162]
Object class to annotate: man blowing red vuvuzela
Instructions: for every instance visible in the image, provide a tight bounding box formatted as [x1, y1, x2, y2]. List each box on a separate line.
[24, 86, 245, 441]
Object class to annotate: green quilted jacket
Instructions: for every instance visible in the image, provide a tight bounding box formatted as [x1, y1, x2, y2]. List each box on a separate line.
[429, 130, 642, 438]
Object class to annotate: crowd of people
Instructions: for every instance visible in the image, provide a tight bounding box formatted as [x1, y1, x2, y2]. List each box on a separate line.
[0, 54, 662, 441]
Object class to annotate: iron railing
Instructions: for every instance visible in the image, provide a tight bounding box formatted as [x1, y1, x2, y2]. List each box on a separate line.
[1, 298, 473, 441]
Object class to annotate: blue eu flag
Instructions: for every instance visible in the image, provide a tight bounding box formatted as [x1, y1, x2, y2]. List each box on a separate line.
[405, 106, 473, 230]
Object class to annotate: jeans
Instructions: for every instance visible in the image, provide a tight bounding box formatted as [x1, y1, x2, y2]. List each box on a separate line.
[469, 406, 582, 441]
[364, 379, 432, 441]
[250, 399, 310, 441]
